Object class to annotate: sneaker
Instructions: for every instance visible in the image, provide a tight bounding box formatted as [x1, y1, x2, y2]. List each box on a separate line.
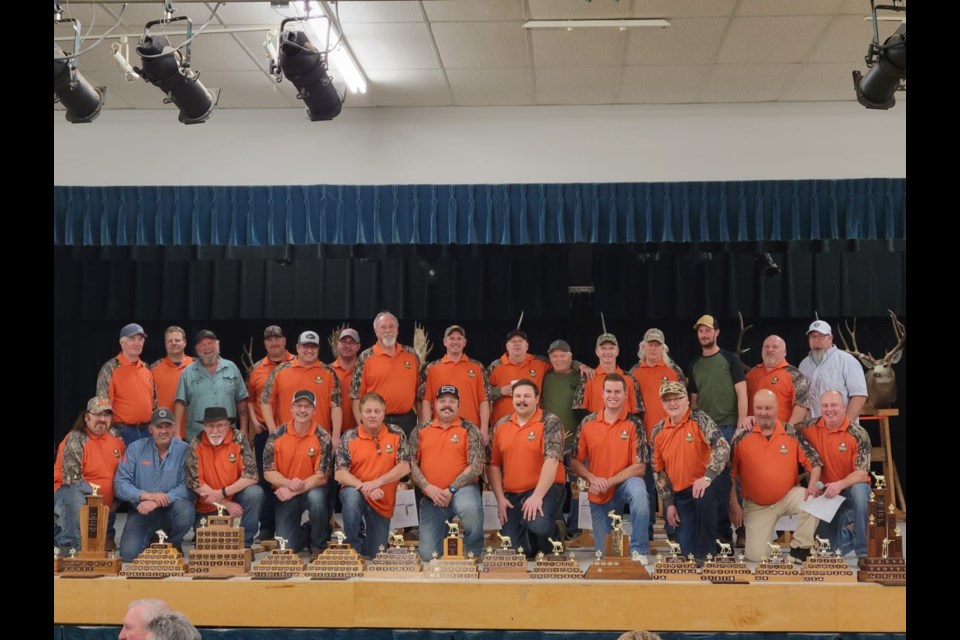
[666, 531, 677, 543]
[554, 519, 567, 543]
[104, 537, 117, 552]
[735, 527, 746, 549]
[789, 547, 811, 562]
[255, 528, 275, 542]
[636, 554, 649, 565]
[405, 527, 420, 541]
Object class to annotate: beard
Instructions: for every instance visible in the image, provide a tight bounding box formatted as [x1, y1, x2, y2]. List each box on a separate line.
[381, 335, 397, 348]
[199, 352, 219, 366]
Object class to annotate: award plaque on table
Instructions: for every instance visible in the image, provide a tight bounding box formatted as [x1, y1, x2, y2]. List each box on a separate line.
[60, 485, 122, 578]
[584, 511, 650, 580]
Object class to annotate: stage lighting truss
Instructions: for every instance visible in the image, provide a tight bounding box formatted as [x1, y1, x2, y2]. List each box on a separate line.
[54, 4, 106, 123]
[852, 1, 906, 108]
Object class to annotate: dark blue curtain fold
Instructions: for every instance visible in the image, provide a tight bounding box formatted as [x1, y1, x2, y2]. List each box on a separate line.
[54, 179, 906, 247]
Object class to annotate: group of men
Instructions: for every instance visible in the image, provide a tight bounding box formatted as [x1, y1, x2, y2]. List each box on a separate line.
[54, 311, 874, 565]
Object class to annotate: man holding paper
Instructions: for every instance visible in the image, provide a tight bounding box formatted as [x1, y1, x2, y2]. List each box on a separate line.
[729, 389, 822, 562]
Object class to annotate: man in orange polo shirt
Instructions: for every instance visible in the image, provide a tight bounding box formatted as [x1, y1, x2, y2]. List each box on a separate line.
[97, 323, 156, 446]
[628, 327, 686, 542]
[729, 390, 821, 562]
[185, 406, 264, 548]
[574, 331, 642, 418]
[54, 397, 125, 555]
[262, 331, 342, 444]
[745, 335, 810, 425]
[570, 373, 650, 561]
[246, 324, 294, 543]
[150, 326, 194, 439]
[487, 329, 552, 425]
[651, 380, 730, 563]
[351, 311, 421, 436]
[335, 392, 411, 557]
[406, 385, 485, 561]
[263, 389, 333, 554]
[419, 325, 491, 442]
[797, 390, 872, 558]
[487, 379, 565, 558]
[330, 327, 362, 438]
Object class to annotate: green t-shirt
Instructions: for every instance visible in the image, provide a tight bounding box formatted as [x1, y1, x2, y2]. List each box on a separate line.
[541, 369, 581, 450]
[688, 349, 745, 426]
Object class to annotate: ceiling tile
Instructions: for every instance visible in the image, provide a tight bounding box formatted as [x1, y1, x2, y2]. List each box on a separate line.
[532, 29, 625, 68]
[700, 63, 803, 102]
[528, 0, 630, 20]
[735, 0, 844, 16]
[781, 62, 865, 102]
[808, 15, 890, 63]
[345, 22, 440, 70]
[619, 65, 713, 103]
[447, 68, 532, 105]
[718, 16, 833, 64]
[200, 71, 300, 109]
[631, 0, 736, 19]
[624, 17, 728, 65]
[432, 22, 528, 69]
[535, 67, 619, 104]
[335, 0, 425, 23]
[364, 69, 452, 106]
[423, 0, 525, 22]
[189, 33, 266, 73]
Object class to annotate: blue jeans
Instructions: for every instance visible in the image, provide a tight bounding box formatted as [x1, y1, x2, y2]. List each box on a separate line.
[254, 430, 276, 535]
[115, 424, 151, 447]
[275, 487, 330, 553]
[816, 482, 871, 557]
[340, 487, 391, 558]
[588, 476, 650, 555]
[194, 485, 265, 547]
[501, 483, 564, 557]
[53, 484, 117, 553]
[119, 498, 194, 562]
[418, 483, 484, 562]
[715, 423, 737, 541]
[673, 481, 723, 561]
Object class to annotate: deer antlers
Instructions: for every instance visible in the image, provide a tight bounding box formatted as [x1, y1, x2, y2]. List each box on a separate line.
[838, 310, 906, 366]
[735, 311, 754, 363]
[240, 338, 254, 375]
[328, 323, 348, 359]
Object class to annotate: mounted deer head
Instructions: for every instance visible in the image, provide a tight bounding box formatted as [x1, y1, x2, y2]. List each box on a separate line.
[328, 323, 348, 360]
[837, 310, 905, 411]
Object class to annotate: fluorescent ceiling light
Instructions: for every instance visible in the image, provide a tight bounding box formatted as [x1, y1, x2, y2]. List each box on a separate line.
[523, 19, 670, 30]
[298, 1, 368, 94]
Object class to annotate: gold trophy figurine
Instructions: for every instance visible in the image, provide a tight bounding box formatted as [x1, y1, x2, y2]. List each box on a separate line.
[156, 529, 168, 545]
[89, 482, 100, 497]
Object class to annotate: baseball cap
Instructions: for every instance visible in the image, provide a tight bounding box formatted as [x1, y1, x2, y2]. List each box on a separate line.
[293, 389, 317, 406]
[298, 331, 320, 345]
[548, 339, 571, 353]
[596, 333, 618, 347]
[436, 385, 460, 400]
[693, 315, 718, 330]
[339, 328, 360, 342]
[151, 407, 175, 426]
[263, 325, 284, 338]
[643, 328, 665, 344]
[120, 323, 147, 339]
[195, 329, 218, 343]
[86, 397, 112, 414]
[506, 329, 528, 341]
[444, 325, 466, 338]
[659, 380, 689, 399]
[807, 320, 832, 336]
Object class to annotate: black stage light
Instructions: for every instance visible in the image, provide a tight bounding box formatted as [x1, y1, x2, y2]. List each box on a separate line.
[54, 42, 104, 123]
[278, 30, 343, 121]
[757, 252, 782, 279]
[135, 33, 215, 124]
[853, 22, 905, 110]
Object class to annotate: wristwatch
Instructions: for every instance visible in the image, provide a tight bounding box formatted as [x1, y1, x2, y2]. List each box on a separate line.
[702, 476, 712, 485]
[448, 486, 457, 494]
[221, 487, 229, 499]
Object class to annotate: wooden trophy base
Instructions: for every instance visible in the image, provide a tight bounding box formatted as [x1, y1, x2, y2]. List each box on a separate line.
[857, 557, 906, 586]
[304, 544, 365, 580]
[365, 547, 424, 577]
[651, 556, 700, 581]
[801, 555, 856, 583]
[585, 558, 651, 580]
[700, 557, 752, 584]
[752, 558, 803, 582]
[479, 549, 529, 579]
[250, 549, 306, 580]
[54, 558, 63, 574]
[60, 554, 123, 578]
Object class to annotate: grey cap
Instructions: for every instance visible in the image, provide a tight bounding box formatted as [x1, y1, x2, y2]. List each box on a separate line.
[548, 339, 571, 353]
[120, 323, 147, 339]
[151, 407, 175, 426]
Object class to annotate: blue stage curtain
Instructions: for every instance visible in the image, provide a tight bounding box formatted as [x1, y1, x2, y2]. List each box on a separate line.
[54, 179, 905, 247]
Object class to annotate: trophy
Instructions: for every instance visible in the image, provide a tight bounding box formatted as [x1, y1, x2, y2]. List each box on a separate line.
[59, 489, 122, 577]
[120, 529, 188, 579]
[425, 519, 479, 580]
[479, 531, 527, 580]
[857, 478, 906, 585]
[584, 511, 650, 580]
[304, 530, 365, 580]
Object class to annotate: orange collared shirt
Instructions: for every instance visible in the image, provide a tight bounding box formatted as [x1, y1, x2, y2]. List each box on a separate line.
[151, 356, 194, 438]
[53, 428, 126, 508]
[336, 424, 409, 518]
[420, 353, 489, 427]
[188, 428, 256, 513]
[102, 353, 155, 424]
[411, 418, 477, 489]
[247, 352, 294, 423]
[651, 410, 714, 494]
[799, 417, 870, 484]
[351, 343, 420, 415]
[489, 409, 565, 493]
[487, 354, 551, 424]
[263, 360, 341, 433]
[629, 359, 684, 441]
[731, 420, 815, 505]
[745, 360, 808, 423]
[330, 359, 357, 432]
[574, 408, 647, 504]
[574, 366, 641, 415]
[264, 422, 332, 482]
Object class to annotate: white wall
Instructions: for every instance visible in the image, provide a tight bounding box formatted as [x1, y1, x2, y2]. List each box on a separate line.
[53, 102, 906, 186]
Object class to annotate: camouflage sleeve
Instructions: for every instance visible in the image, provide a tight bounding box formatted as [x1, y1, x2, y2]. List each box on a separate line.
[654, 468, 676, 506]
[417, 360, 432, 402]
[670, 361, 687, 386]
[263, 431, 279, 473]
[449, 421, 485, 489]
[350, 349, 371, 400]
[260, 362, 288, 405]
[238, 430, 258, 480]
[787, 365, 810, 409]
[60, 432, 87, 486]
[185, 442, 201, 490]
[573, 414, 594, 462]
[486, 360, 502, 400]
[95, 359, 118, 400]
[628, 415, 649, 464]
[541, 413, 564, 461]
[149, 358, 162, 370]
[476, 359, 491, 402]
[326, 364, 341, 407]
[486, 415, 510, 464]
[632, 377, 645, 419]
[693, 410, 731, 480]
[572, 376, 586, 410]
[315, 428, 333, 477]
[785, 423, 823, 468]
[335, 430, 354, 471]
[850, 424, 872, 472]
[393, 427, 411, 463]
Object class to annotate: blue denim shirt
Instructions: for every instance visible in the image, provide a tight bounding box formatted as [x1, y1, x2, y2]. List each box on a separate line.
[114, 437, 191, 504]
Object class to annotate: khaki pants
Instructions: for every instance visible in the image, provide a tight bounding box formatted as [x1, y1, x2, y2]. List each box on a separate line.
[742, 487, 818, 562]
